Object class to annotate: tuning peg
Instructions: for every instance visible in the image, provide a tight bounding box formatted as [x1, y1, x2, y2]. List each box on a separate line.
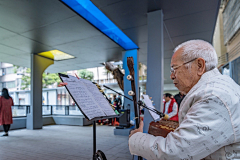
[128, 90, 135, 96]
[127, 75, 133, 80]
[99, 90, 103, 92]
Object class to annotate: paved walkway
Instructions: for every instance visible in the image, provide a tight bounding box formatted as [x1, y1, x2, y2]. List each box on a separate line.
[0, 125, 132, 160]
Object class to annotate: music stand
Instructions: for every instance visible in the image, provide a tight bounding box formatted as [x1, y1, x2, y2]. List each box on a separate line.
[90, 114, 122, 160]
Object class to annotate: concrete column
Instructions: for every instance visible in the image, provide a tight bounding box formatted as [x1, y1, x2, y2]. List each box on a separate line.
[27, 54, 53, 130]
[143, 10, 164, 132]
[122, 49, 139, 127]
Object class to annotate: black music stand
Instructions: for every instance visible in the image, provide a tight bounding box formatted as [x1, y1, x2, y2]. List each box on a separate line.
[91, 114, 123, 160]
[58, 73, 122, 159]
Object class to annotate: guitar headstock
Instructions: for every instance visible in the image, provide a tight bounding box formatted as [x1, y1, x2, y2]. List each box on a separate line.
[127, 57, 135, 76]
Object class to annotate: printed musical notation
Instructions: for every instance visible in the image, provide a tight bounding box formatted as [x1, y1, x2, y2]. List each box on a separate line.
[60, 75, 116, 120]
[142, 95, 160, 121]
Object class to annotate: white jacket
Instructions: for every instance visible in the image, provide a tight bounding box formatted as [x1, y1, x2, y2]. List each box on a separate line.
[129, 68, 240, 160]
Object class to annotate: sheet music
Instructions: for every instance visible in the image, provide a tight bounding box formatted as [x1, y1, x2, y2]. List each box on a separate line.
[142, 95, 160, 121]
[61, 75, 106, 120]
[80, 78, 116, 116]
[60, 75, 116, 120]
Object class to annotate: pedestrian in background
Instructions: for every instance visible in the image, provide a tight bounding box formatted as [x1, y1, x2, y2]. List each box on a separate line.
[174, 91, 185, 109]
[163, 93, 178, 121]
[0, 88, 14, 136]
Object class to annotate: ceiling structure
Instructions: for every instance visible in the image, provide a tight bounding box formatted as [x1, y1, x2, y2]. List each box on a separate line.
[0, 0, 220, 84]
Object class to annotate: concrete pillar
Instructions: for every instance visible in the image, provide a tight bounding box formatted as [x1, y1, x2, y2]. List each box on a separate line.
[143, 10, 164, 132]
[27, 54, 53, 130]
[122, 49, 139, 127]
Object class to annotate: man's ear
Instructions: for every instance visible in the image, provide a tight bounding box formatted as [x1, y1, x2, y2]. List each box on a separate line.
[197, 58, 206, 76]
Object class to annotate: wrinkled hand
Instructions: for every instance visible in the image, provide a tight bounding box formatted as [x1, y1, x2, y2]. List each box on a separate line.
[129, 120, 144, 138]
[58, 82, 68, 87]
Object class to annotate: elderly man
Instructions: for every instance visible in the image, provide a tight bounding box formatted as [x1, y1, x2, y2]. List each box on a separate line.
[128, 40, 240, 159]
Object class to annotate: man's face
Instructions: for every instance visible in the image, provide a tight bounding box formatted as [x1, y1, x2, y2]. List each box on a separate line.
[163, 95, 170, 102]
[170, 48, 198, 94]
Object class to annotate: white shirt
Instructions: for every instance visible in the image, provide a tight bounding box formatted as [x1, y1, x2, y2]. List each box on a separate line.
[164, 99, 178, 119]
[129, 68, 240, 160]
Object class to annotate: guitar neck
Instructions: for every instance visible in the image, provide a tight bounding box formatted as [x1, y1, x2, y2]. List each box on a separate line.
[131, 75, 140, 128]
[127, 57, 140, 129]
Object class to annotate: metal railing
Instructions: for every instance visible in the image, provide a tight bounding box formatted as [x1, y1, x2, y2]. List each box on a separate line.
[12, 105, 82, 117]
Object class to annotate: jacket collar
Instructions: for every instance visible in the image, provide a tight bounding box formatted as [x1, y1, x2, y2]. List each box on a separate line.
[186, 68, 220, 97]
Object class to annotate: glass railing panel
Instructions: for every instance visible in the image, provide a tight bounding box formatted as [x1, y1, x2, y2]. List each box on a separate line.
[12, 105, 84, 117]
[69, 106, 83, 115]
[52, 105, 65, 115]
[42, 105, 51, 115]
[12, 106, 27, 117]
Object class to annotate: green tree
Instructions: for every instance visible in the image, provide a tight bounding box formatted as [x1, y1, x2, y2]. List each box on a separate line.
[21, 68, 67, 90]
[42, 72, 64, 88]
[21, 68, 31, 90]
[77, 69, 94, 81]
[13, 65, 20, 74]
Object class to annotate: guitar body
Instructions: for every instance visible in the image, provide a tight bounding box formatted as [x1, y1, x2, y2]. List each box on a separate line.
[142, 95, 179, 137]
[148, 119, 179, 137]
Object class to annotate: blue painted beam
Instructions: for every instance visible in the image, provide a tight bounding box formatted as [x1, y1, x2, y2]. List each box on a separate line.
[61, 0, 138, 50]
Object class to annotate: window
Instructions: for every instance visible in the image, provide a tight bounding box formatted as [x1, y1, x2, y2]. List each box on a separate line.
[2, 67, 14, 75]
[2, 82, 6, 88]
[3, 81, 16, 89]
[6, 67, 14, 74]
[2, 68, 5, 75]
[17, 79, 21, 87]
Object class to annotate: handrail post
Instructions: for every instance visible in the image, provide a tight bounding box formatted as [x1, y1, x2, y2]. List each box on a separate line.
[51, 106, 53, 115]
[26, 106, 30, 114]
[65, 106, 69, 115]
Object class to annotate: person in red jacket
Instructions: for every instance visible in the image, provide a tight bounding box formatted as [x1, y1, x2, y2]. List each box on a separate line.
[163, 93, 178, 122]
[0, 88, 14, 136]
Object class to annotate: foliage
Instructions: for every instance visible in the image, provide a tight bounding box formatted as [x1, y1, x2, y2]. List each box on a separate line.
[42, 72, 64, 88]
[21, 68, 67, 90]
[77, 69, 94, 81]
[21, 68, 31, 90]
[13, 65, 21, 74]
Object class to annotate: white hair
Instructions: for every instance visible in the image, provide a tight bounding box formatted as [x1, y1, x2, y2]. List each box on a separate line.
[173, 39, 218, 71]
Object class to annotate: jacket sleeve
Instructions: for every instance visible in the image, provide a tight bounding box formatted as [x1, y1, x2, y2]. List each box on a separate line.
[167, 102, 178, 119]
[129, 95, 235, 160]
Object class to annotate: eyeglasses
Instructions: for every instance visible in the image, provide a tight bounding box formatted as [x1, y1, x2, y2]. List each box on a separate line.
[170, 58, 197, 74]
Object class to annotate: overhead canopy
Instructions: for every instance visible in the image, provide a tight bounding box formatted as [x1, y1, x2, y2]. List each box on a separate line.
[0, 0, 220, 83]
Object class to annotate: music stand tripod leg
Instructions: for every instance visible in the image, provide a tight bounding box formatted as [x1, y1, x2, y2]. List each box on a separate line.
[92, 120, 107, 160]
[93, 121, 97, 160]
